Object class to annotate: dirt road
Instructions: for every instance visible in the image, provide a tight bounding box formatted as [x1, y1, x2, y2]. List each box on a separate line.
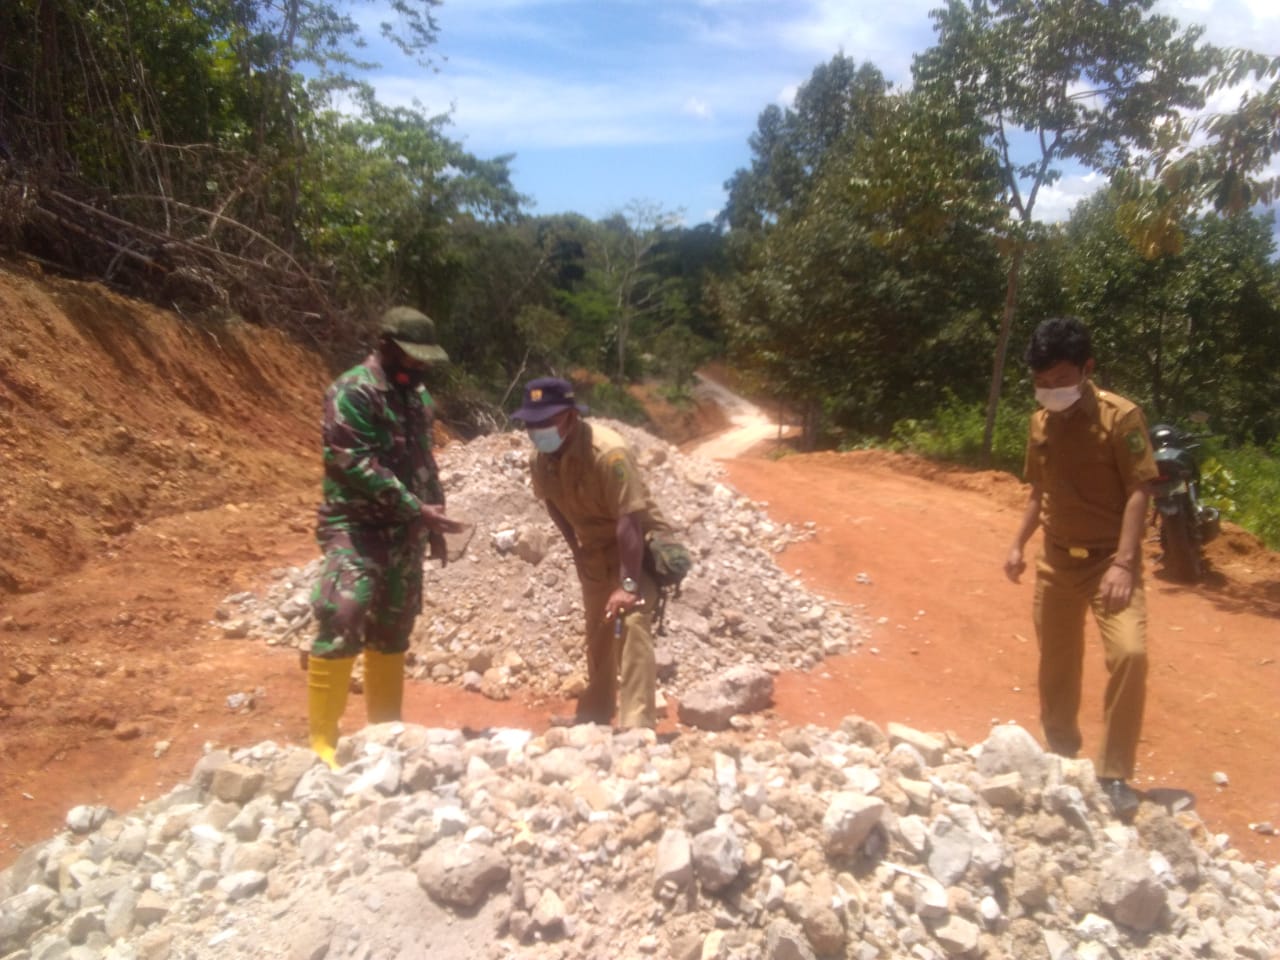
[687, 373, 796, 460]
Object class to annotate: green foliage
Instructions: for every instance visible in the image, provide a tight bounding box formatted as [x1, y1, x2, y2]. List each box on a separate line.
[1113, 50, 1280, 247]
[581, 381, 648, 426]
[888, 402, 1280, 547]
[888, 391, 1033, 474]
[912, 0, 1217, 457]
[721, 56, 889, 231]
[1199, 443, 1280, 549]
[719, 69, 1006, 445]
[8, 0, 1278, 459]
[1060, 188, 1280, 444]
[649, 325, 715, 392]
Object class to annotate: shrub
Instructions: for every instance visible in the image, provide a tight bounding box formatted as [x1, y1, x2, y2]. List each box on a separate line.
[888, 391, 1032, 474]
[1200, 442, 1280, 549]
[583, 381, 648, 425]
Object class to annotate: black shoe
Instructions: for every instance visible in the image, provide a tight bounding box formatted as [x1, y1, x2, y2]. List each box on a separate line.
[1100, 778, 1141, 819]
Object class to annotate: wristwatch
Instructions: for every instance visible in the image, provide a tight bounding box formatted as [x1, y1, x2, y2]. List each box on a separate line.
[620, 576, 639, 594]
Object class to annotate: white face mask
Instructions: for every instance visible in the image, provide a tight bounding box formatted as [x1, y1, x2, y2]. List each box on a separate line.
[1035, 384, 1082, 413]
[528, 424, 565, 454]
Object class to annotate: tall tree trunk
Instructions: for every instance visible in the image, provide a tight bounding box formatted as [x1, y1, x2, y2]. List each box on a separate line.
[1153, 314, 1165, 417]
[615, 308, 628, 382]
[981, 241, 1026, 463]
[803, 399, 819, 451]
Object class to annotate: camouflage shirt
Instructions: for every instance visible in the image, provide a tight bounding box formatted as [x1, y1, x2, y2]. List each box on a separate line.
[317, 352, 443, 531]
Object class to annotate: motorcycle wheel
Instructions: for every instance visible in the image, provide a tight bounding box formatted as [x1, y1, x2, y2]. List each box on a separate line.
[1160, 494, 1203, 583]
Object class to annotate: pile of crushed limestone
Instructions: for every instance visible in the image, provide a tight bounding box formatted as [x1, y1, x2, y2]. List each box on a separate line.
[212, 422, 865, 706]
[2, 716, 1276, 960]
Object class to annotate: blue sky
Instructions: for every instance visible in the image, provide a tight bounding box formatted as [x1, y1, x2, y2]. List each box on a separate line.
[366, 0, 1279, 227]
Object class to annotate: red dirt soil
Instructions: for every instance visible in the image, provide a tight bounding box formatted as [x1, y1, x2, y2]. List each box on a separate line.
[1, 263, 1276, 870]
[729, 450, 1280, 865]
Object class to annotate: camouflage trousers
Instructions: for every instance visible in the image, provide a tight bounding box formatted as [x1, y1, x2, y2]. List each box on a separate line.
[309, 524, 425, 659]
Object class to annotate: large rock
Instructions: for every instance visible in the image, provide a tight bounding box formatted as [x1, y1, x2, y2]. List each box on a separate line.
[692, 827, 744, 892]
[416, 840, 510, 909]
[1099, 850, 1167, 932]
[209, 762, 266, 805]
[531, 887, 566, 936]
[765, 921, 818, 960]
[886, 723, 946, 766]
[654, 828, 694, 896]
[821, 793, 885, 858]
[932, 914, 981, 955]
[678, 665, 774, 730]
[976, 725, 1047, 785]
[0, 884, 58, 953]
[927, 819, 975, 887]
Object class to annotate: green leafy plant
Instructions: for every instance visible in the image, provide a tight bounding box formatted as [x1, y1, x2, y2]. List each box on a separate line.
[888, 390, 1031, 473]
[583, 382, 648, 426]
[1200, 443, 1280, 548]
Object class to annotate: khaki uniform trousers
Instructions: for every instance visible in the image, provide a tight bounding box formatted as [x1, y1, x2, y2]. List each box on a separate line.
[1034, 543, 1148, 780]
[576, 545, 659, 729]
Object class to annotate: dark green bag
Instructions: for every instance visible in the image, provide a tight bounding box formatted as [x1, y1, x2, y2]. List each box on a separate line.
[644, 531, 692, 635]
[644, 531, 692, 589]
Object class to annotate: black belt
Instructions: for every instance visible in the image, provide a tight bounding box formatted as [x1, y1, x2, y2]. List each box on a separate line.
[1049, 541, 1117, 559]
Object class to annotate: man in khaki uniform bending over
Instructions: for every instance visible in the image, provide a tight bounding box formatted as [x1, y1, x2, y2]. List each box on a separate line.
[513, 377, 671, 729]
[1004, 317, 1158, 818]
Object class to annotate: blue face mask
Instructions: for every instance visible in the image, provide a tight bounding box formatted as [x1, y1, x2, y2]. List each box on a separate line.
[528, 424, 565, 454]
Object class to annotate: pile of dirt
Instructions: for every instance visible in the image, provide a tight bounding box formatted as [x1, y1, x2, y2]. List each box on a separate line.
[0, 260, 327, 594]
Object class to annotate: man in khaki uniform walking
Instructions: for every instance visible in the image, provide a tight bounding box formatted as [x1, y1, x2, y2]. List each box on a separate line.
[513, 377, 671, 729]
[1004, 317, 1158, 817]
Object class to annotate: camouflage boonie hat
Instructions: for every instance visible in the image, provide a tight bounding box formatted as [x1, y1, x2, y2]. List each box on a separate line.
[380, 306, 449, 364]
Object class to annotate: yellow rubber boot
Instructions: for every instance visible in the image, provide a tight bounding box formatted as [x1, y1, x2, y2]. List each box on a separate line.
[364, 650, 405, 724]
[307, 655, 355, 769]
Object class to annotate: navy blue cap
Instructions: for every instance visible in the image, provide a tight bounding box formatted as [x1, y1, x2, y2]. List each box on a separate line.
[511, 377, 588, 424]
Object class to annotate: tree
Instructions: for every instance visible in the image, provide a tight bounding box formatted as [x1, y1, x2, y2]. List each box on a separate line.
[1062, 190, 1280, 443]
[1112, 50, 1280, 256]
[720, 56, 888, 232]
[593, 200, 682, 382]
[719, 88, 1005, 446]
[913, 0, 1215, 460]
[0, 0, 552, 367]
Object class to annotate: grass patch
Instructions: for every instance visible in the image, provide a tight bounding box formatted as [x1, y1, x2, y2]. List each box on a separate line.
[887, 391, 1031, 475]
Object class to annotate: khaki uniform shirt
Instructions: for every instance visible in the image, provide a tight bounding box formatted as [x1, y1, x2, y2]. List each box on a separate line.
[531, 421, 669, 551]
[1024, 381, 1158, 549]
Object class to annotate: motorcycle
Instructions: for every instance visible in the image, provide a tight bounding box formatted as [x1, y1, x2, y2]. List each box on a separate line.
[1148, 422, 1221, 582]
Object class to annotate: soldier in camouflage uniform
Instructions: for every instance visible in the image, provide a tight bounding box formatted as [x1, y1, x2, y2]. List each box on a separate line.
[307, 306, 464, 768]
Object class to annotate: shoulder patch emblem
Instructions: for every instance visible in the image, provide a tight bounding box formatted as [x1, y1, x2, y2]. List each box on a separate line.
[1126, 430, 1146, 455]
[607, 451, 628, 484]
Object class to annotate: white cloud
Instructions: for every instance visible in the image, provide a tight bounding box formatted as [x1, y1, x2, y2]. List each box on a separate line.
[684, 97, 714, 120]
[1033, 172, 1106, 224]
[1157, 0, 1280, 51]
[374, 62, 753, 149]
[776, 0, 936, 84]
[355, 0, 1278, 220]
